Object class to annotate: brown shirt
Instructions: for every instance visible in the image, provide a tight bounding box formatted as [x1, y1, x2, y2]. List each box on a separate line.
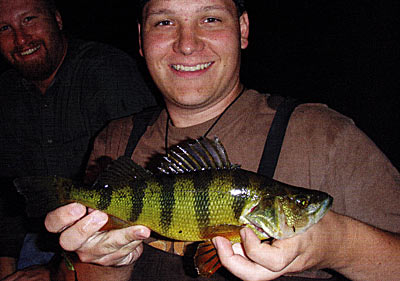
[87, 89, 400, 279]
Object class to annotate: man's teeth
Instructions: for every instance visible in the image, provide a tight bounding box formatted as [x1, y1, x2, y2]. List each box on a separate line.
[20, 45, 41, 56]
[172, 62, 212, 72]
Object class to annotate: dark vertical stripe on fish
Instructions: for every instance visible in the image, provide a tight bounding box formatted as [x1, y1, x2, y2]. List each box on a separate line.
[232, 171, 250, 220]
[159, 176, 176, 234]
[193, 171, 211, 231]
[91, 182, 114, 210]
[129, 181, 147, 223]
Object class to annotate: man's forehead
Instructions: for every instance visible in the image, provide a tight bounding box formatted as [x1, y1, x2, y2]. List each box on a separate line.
[0, 0, 46, 20]
[139, 0, 244, 13]
[0, 0, 47, 11]
[144, 0, 235, 14]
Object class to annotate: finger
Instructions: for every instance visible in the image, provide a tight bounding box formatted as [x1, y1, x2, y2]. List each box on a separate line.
[97, 241, 145, 266]
[241, 228, 297, 272]
[77, 225, 150, 265]
[231, 242, 247, 259]
[213, 236, 269, 281]
[45, 203, 86, 233]
[59, 210, 108, 251]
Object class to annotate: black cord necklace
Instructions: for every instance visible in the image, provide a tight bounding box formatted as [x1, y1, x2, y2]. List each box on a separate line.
[165, 87, 246, 155]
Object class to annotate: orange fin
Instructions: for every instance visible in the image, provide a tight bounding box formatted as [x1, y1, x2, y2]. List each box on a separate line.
[100, 215, 132, 231]
[194, 240, 221, 277]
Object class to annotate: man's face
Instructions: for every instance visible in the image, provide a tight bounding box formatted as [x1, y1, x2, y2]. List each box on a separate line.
[0, 0, 66, 81]
[139, 0, 249, 111]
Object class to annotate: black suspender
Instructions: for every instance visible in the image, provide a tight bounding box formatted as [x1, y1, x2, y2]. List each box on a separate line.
[124, 97, 300, 178]
[124, 106, 162, 157]
[257, 97, 301, 178]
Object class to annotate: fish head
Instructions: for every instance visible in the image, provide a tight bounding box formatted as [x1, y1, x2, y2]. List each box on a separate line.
[243, 188, 333, 239]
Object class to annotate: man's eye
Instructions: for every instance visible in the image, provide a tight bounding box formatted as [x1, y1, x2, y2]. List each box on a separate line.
[0, 25, 9, 32]
[24, 16, 37, 23]
[204, 17, 221, 23]
[156, 20, 172, 26]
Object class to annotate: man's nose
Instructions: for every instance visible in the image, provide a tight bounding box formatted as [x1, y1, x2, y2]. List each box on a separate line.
[13, 28, 31, 46]
[173, 25, 204, 55]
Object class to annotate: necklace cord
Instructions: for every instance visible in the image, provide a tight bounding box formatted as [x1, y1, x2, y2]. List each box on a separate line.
[165, 86, 246, 155]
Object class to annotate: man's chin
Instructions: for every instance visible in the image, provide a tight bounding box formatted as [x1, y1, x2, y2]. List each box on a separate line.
[16, 64, 54, 81]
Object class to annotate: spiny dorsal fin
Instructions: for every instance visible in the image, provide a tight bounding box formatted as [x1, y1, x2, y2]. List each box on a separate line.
[95, 156, 153, 187]
[158, 137, 240, 175]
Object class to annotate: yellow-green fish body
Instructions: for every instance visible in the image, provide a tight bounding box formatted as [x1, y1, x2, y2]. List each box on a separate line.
[15, 137, 333, 276]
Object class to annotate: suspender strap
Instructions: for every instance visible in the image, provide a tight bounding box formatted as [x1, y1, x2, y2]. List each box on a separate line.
[124, 97, 300, 178]
[124, 106, 162, 157]
[257, 97, 301, 178]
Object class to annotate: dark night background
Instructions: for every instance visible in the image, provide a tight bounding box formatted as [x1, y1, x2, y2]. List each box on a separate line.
[1, 0, 399, 169]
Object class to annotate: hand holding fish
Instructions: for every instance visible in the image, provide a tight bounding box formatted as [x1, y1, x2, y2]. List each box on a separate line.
[44, 203, 151, 266]
[16, 137, 334, 278]
[213, 210, 400, 281]
[212, 211, 339, 281]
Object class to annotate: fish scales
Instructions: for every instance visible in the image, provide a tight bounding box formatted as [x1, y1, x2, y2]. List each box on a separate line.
[15, 137, 333, 277]
[127, 170, 247, 241]
[140, 169, 263, 241]
[15, 136, 333, 276]
[89, 169, 261, 242]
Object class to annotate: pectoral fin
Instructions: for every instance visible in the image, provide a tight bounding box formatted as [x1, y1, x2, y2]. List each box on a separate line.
[194, 240, 221, 277]
[195, 225, 243, 276]
[100, 215, 132, 231]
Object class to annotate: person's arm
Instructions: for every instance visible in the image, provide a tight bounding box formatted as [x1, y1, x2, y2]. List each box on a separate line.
[0, 257, 16, 280]
[53, 256, 135, 281]
[82, 46, 156, 129]
[43, 203, 150, 281]
[213, 211, 400, 281]
[0, 186, 26, 280]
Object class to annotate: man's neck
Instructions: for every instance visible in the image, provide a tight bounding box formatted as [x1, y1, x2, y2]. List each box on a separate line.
[166, 85, 245, 128]
[33, 38, 68, 94]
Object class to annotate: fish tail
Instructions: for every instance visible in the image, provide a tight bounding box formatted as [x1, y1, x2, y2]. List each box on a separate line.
[14, 176, 73, 217]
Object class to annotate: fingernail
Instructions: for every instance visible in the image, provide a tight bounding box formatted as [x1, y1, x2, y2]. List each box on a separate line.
[240, 228, 247, 241]
[92, 211, 108, 225]
[134, 228, 150, 239]
[212, 237, 220, 250]
[69, 203, 85, 216]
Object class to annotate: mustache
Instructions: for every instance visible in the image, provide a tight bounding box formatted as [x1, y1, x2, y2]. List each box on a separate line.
[13, 40, 42, 53]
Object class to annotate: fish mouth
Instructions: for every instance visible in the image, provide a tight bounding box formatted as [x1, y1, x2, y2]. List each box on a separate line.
[314, 196, 333, 219]
[171, 62, 213, 72]
[244, 216, 276, 239]
[248, 221, 270, 237]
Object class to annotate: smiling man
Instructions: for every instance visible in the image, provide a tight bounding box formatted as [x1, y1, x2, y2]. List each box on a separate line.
[0, 0, 156, 279]
[138, 0, 247, 128]
[19, 0, 400, 280]
[0, 0, 67, 91]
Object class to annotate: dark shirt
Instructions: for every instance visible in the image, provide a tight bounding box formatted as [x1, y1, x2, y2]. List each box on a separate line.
[0, 38, 156, 257]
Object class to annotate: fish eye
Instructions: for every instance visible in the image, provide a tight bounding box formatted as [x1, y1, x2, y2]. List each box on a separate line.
[294, 195, 309, 208]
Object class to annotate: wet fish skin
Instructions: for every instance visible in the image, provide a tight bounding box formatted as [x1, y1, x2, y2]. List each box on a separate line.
[15, 137, 333, 276]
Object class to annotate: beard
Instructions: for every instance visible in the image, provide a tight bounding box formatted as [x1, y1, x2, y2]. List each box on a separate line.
[12, 39, 65, 81]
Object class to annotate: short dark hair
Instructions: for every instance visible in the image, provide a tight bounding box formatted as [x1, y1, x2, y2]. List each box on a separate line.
[136, 0, 246, 22]
[40, 0, 57, 14]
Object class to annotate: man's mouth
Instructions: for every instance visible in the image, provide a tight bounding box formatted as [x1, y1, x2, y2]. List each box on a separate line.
[171, 62, 212, 72]
[20, 45, 41, 56]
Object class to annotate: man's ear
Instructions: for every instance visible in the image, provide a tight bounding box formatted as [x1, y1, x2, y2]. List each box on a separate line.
[138, 23, 144, 57]
[239, 11, 249, 49]
[55, 10, 63, 31]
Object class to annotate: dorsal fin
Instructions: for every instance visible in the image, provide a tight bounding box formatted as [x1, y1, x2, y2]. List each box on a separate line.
[158, 137, 240, 175]
[95, 156, 153, 187]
